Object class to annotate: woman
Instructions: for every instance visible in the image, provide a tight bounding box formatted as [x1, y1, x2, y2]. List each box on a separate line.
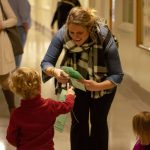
[0, 0, 17, 114]
[41, 7, 124, 150]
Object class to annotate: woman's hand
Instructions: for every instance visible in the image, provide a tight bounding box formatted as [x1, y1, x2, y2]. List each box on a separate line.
[81, 79, 116, 91]
[22, 22, 29, 33]
[54, 68, 70, 84]
[81, 80, 99, 91]
[45, 67, 70, 84]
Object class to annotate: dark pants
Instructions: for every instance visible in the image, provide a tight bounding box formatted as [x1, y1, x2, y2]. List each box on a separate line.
[70, 88, 116, 150]
[15, 26, 27, 67]
[0, 74, 15, 114]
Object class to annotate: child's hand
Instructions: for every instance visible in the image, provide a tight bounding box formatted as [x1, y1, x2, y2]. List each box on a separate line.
[66, 83, 75, 96]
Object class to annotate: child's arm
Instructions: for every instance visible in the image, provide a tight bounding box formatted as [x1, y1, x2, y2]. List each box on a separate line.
[50, 85, 75, 116]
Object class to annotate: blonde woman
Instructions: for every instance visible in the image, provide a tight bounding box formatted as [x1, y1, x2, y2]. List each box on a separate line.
[41, 7, 123, 150]
[0, 0, 17, 114]
[132, 111, 150, 150]
[6, 67, 75, 150]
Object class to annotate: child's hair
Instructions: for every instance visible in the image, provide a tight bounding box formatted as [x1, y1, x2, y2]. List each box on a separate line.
[9, 67, 41, 99]
[132, 111, 150, 142]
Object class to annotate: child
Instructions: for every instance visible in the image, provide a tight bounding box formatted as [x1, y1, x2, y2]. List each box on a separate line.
[6, 67, 75, 150]
[132, 111, 150, 150]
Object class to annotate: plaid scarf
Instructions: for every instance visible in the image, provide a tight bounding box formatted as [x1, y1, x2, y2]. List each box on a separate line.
[61, 23, 111, 98]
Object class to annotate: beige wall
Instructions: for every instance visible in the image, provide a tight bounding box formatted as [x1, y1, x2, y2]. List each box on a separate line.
[91, 0, 150, 93]
[81, 0, 150, 93]
[113, 0, 150, 92]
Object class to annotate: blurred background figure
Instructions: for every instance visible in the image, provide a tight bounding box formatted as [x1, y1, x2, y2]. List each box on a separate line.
[0, 0, 17, 114]
[51, 0, 81, 30]
[8, 0, 31, 67]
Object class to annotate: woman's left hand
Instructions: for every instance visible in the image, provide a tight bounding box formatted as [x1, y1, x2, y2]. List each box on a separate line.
[80, 79, 116, 91]
[80, 80, 99, 91]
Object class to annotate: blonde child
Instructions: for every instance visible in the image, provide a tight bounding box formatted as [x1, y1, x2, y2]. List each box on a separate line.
[6, 67, 75, 150]
[132, 111, 150, 150]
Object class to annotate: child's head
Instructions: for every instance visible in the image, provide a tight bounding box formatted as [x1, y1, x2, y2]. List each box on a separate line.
[9, 67, 41, 99]
[132, 111, 150, 145]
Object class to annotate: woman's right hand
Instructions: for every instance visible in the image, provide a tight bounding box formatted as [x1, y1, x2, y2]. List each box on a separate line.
[45, 67, 70, 84]
[54, 68, 70, 84]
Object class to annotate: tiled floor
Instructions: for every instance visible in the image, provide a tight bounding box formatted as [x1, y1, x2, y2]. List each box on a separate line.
[0, 2, 150, 150]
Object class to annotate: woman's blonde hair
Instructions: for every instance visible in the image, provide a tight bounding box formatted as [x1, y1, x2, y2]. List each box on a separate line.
[9, 67, 41, 99]
[66, 7, 97, 31]
[132, 111, 150, 141]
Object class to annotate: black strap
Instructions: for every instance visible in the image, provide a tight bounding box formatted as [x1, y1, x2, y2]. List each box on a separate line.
[103, 25, 119, 49]
[103, 28, 111, 50]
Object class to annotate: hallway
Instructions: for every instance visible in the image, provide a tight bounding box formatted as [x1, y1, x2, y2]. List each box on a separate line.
[0, 19, 150, 150]
[0, 1, 150, 150]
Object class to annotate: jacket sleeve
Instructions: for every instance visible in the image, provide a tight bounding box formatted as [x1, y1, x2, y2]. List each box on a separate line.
[50, 94, 75, 116]
[103, 27, 124, 84]
[41, 26, 65, 82]
[1, 0, 17, 28]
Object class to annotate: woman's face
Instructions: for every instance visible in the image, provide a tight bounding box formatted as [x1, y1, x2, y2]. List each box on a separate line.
[68, 23, 90, 46]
